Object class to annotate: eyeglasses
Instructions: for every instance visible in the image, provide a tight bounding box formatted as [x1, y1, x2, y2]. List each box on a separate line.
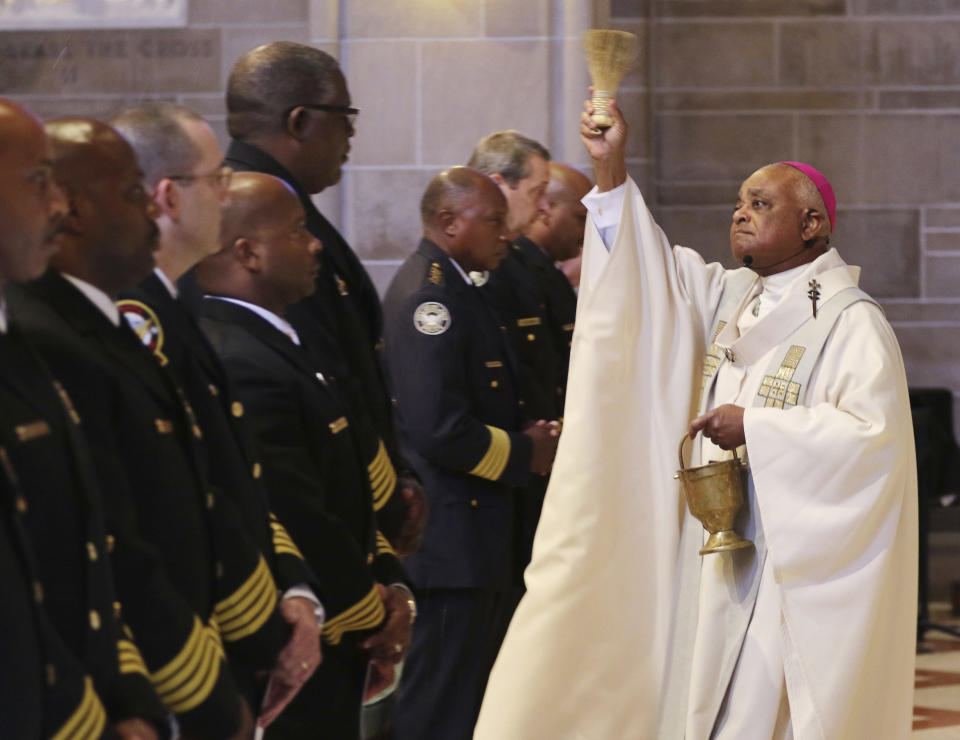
[284, 104, 360, 127]
[166, 165, 233, 189]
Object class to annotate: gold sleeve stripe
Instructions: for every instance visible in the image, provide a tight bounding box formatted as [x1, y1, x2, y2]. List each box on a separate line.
[375, 531, 396, 557]
[367, 439, 397, 511]
[203, 618, 225, 657]
[151, 616, 204, 690]
[51, 677, 107, 740]
[468, 426, 511, 481]
[117, 639, 149, 676]
[321, 585, 385, 645]
[161, 633, 222, 713]
[270, 519, 305, 560]
[214, 556, 278, 642]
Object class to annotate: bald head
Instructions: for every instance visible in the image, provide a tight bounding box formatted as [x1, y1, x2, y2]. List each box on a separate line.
[197, 172, 320, 314]
[421, 166, 509, 272]
[44, 117, 159, 296]
[525, 163, 593, 261]
[227, 42, 342, 141]
[46, 118, 140, 193]
[0, 98, 64, 286]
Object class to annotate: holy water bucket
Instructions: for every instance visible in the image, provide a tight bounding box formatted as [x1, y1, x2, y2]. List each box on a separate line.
[675, 434, 753, 556]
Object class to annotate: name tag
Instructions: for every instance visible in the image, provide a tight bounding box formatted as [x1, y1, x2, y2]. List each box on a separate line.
[516, 317, 541, 327]
[14, 420, 51, 443]
[484, 361, 503, 368]
[328, 417, 349, 435]
[154, 419, 174, 434]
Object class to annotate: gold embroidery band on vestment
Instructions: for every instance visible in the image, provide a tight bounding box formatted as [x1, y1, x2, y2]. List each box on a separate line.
[149, 616, 223, 713]
[367, 439, 397, 511]
[269, 513, 305, 559]
[756, 345, 806, 409]
[214, 555, 278, 642]
[469, 426, 511, 481]
[50, 677, 106, 740]
[322, 585, 386, 645]
[376, 530, 396, 557]
[328, 416, 349, 435]
[118, 638, 149, 676]
[516, 317, 541, 327]
[14, 420, 51, 442]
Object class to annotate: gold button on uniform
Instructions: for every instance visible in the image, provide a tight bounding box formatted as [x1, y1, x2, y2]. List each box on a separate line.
[89, 610, 101, 630]
[86, 542, 97, 561]
[231, 401, 244, 418]
[490, 380, 499, 388]
[526, 333, 535, 342]
[367, 553, 374, 565]
[252, 462, 262, 479]
[113, 601, 122, 619]
[15, 496, 27, 514]
[208, 384, 219, 397]
[469, 499, 478, 507]
[46, 664, 56, 686]
[106, 534, 115, 553]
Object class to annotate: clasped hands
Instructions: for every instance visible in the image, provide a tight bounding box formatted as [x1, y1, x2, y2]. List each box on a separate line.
[524, 419, 561, 476]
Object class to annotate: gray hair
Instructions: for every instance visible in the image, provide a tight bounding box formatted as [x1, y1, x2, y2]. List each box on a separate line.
[467, 130, 550, 186]
[226, 42, 342, 140]
[109, 102, 205, 187]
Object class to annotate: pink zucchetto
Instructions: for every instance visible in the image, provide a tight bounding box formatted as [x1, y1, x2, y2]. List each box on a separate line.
[779, 161, 836, 231]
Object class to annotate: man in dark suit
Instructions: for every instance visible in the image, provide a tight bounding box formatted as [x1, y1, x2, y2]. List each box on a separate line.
[110, 102, 323, 729]
[0, 97, 166, 740]
[467, 131, 562, 572]
[195, 172, 413, 740]
[382, 167, 559, 739]
[224, 41, 425, 554]
[9, 118, 290, 740]
[517, 162, 592, 406]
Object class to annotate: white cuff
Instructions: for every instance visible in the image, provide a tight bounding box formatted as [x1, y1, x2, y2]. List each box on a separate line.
[582, 181, 628, 250]
[283, 585, 325, 628]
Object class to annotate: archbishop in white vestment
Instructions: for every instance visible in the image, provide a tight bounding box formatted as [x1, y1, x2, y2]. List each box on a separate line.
[475, 102, 917, 740]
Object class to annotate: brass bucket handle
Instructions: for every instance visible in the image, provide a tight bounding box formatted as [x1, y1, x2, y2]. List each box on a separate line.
[678, 431, 739, 470]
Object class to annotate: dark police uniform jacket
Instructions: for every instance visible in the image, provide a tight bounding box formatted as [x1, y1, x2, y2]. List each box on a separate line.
[224, 141, 409, 536]
[10, 270, 289, 739]
[0, 322, 167, 736]
[117, 272, 319, 700]
[482, 243, 562, 422]
[1, 437, 113, 740]
[513, 235, 577, 407]
[198, 296, 401, 639]
[382, 239, 533, 590]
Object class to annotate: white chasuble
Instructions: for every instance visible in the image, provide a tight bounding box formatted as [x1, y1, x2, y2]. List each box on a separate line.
[476, 177, 917, 740]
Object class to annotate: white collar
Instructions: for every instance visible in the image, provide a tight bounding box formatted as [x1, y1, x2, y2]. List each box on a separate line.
[206, 296, 301, 345]
[63, 273, 120, 327]
[154, 267, 178, 299]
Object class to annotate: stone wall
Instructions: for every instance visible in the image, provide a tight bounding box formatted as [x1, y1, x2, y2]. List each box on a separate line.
[3, 0, 959, 427]
[609, 0, 960, 431]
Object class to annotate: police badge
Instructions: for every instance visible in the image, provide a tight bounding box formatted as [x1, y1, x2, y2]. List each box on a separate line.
[413, 301, 451, 336]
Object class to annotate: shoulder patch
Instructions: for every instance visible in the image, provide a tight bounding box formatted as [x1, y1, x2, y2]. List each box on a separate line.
[413, 301, 451, 336]
[117, 300, 168, 366]
[429, 262, 445, 286]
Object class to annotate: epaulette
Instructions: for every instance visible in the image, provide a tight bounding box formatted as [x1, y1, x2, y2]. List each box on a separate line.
[428, 262, 445, 286]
